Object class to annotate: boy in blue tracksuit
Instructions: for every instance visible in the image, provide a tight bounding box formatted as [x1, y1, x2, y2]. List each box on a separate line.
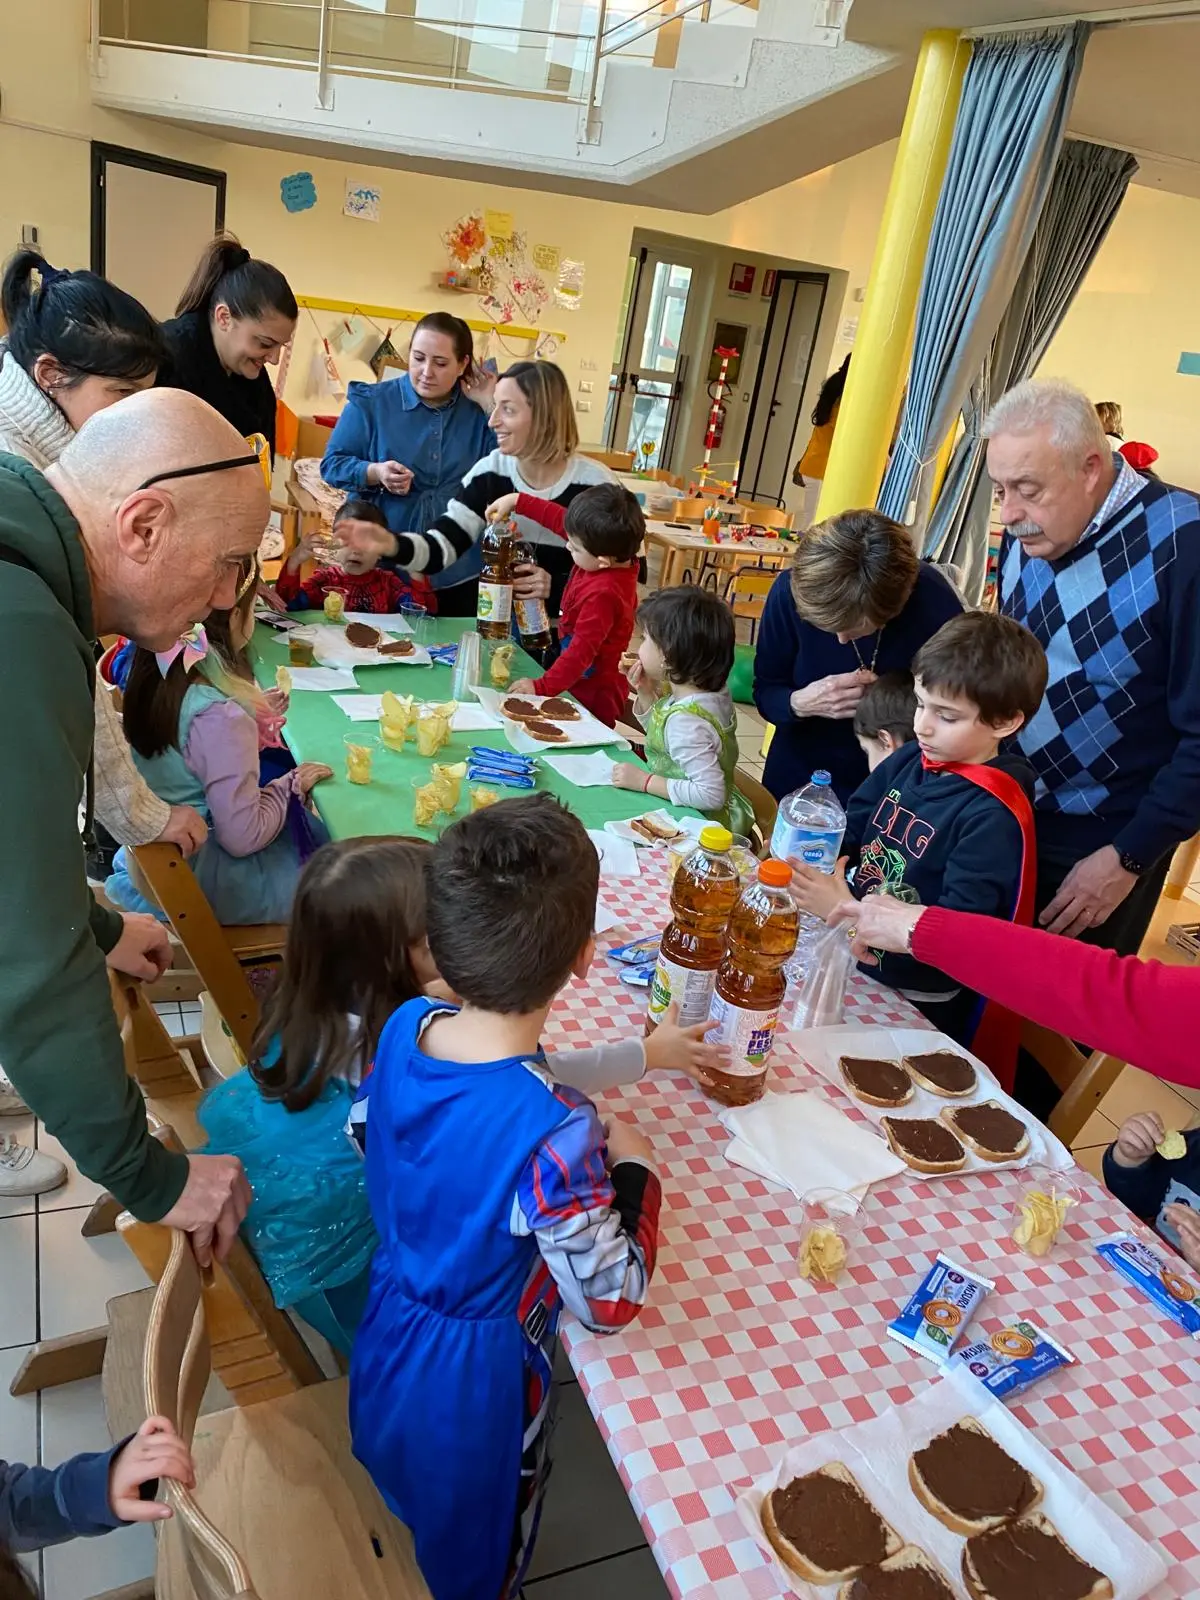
[790, 612, 1048, 1084]
[1, 1417, 193, 1591]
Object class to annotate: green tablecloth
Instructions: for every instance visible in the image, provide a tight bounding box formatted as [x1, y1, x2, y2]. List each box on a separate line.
[252, 618, 695, 840]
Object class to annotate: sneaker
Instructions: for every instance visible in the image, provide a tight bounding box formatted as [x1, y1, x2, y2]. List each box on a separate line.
[0, 1135, 68, 1197]
[0, 1078, 28, 1116]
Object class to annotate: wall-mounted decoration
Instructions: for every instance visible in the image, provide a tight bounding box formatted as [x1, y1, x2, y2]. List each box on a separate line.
[443, 213, 489, 266]
[728, 262, 755, 296]
[761, 268, 778, 299]
[554, 258, 585, 311]
[344, 180, 382, 222]
[280, 172, 317, 213]
[485, 210, 514, 242]
[532, 243, 562, 275]
[1178, 352, 1200, 376]
[369, 330, 400, 380]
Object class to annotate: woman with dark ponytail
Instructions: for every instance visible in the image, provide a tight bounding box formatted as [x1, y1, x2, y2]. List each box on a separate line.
[161, 233, 298, 457]
[0, 250, 164, 464]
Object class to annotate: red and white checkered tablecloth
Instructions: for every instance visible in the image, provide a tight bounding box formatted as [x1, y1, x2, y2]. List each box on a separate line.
[547, 860, 1200, 1600]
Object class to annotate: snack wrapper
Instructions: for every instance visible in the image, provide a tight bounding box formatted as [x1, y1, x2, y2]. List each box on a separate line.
[954, 1319, 1075, 1400]
[1096, 1232, 1200, 1336]
[888, 1253, 994, 1365]
[467, 745, 536, 789]
[430, 762, 467, 812]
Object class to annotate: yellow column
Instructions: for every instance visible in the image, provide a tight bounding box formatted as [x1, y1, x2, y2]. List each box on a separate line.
[816, 29, 970, 522]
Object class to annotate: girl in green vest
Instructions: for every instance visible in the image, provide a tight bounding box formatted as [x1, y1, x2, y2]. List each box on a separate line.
[612, 585, 754, 837]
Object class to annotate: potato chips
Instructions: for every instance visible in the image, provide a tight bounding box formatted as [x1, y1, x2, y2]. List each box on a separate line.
[1157, 1129, 1187, 1161]
[1013, 1188, 1074, 1257]
[430, 762, 467, 812]
[797, 1224, 848, 1284]
[275, 665, 292, 694]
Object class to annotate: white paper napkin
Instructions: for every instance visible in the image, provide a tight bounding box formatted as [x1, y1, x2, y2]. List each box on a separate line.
[587, 829, 640, 880]
[331, 695, 500, 730]
[543, 751, 617, 788]
[722, 1091, 906, 1199]
[283, 666, 359, 692]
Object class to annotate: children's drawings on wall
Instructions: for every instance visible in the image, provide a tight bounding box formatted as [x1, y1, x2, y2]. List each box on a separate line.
[484, 210, 514, 242]
[280, 172, 317, 213]
[441, 211, 553, 326]
[344, 181, 382, 222]
[532, 243, 561, 276]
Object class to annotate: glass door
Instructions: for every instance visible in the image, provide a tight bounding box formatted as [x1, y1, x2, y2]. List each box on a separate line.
[606, 246, 699, 472]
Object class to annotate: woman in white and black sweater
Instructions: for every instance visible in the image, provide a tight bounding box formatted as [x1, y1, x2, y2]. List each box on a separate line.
[337, 361, 615, 617]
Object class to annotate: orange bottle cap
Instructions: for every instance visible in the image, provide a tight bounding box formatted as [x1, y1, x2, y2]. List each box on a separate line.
[758, 859, 792, 887]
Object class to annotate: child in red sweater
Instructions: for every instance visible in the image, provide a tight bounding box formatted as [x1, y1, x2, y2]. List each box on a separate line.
[486, 483, 643, 727]
[274, 500, 435, 615]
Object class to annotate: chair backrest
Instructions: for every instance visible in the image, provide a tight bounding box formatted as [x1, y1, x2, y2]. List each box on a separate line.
[671, 498, 720, 523]
[581, 449, 634, 470]
[726, 566, 779, 605]
[144, 1229, 261, 1600]
[120, 1214, 325, 1405]
[1021, 1021, 1127, 1148]
[294, 418, 333, 461]
[129, 844, 273, 1061]
[734, 768, 777, 853]
[735, 501, 794, 531]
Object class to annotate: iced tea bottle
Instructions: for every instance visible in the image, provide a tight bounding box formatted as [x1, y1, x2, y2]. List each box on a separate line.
[646, 826, 740, 1032]
[477, 517, 517, 641]
[513, 538, 553, 660]
[704, 859, 799, 1107]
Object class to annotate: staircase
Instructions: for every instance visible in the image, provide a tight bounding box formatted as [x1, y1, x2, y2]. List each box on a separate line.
[90, 0, 900, 211]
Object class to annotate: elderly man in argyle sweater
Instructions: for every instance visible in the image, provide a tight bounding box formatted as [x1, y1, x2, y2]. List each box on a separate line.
[985, 378, 1200, 963]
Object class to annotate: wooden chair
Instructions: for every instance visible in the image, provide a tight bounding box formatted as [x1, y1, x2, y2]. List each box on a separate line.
[119, 1214, 325, 1408]
[144, 1228, 429, 1600]
[734, 769, 777, 855]
[129, 844, 283, 1062]
[734, 500, 794, 532]
[582, 448, 634, 471]
[1021, 1020, 1127, 1149]
[724, 565, 777, 644]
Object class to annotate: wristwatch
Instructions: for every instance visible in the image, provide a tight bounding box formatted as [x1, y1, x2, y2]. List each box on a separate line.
[1118, 850, 1145, 877]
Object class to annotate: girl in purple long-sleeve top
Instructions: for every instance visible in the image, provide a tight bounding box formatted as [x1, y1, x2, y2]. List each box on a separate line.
[105, 582, 332, 924]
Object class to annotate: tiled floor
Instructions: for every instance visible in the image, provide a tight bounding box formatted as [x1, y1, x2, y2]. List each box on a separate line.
[2, 997, 668, 1600]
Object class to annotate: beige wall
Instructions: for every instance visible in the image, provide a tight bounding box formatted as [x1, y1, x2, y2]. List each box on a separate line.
[1037, 183, 1200, 490]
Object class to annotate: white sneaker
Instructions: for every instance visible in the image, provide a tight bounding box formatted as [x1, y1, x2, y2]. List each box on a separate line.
[0, 1134, 67, 1197]
[0, 1081, 29, 1116]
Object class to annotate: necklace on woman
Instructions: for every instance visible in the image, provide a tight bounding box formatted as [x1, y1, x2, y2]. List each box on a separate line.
[851, 625, 885, 673]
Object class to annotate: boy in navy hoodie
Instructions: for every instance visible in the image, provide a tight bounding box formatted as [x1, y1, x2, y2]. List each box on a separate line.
[1103, 1113, 1200, 1271]
[792, 612, 1047, 1081]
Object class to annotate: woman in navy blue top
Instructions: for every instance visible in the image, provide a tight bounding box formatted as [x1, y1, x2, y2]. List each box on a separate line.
[754, 509, 963, 802]
[320, 313, 496, 603]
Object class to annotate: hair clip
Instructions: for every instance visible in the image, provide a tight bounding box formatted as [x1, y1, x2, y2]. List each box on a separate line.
[155, 623, 208, 678]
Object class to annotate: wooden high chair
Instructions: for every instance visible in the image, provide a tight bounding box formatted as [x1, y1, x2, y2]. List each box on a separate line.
[143, 1228, 430, 1600]
[1020, 1020, 1127, 1149]
[129, 843, 284, 1062]
[734, 769, 777, 856]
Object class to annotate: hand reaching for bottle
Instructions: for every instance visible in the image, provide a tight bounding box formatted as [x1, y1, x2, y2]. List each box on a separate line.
[486, 493, 519, 523]
[644, 1002, 729, 1086]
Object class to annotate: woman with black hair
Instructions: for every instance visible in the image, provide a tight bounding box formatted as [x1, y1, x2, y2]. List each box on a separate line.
[791, 353, 850, 527]
[0, 250, 208, 1186]
[161, 234, 298, 456]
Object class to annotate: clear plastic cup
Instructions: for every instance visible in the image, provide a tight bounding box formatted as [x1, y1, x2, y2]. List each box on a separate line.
[399, 601, 430, 644]
[1010, 1166, 1081, 1259]
[797, 1188, 864, 1285]
[343, 733, 379, 786]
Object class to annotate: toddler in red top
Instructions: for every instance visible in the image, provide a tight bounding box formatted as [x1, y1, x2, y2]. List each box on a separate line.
[274, 500, 436, 615]
[487, 483, 643, 727]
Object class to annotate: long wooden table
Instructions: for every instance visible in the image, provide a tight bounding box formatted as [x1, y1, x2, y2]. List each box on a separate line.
[551, 858, 1198, 1600]
[643, 519, 793, 589]
[251, 618, 694, 840]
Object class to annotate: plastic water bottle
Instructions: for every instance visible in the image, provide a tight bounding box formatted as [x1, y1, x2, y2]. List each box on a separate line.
[770, 770, 847, 987]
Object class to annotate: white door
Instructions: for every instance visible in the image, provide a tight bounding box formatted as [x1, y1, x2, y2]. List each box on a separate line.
[738, 272, 828, 507]
[93, 144, 226, 319]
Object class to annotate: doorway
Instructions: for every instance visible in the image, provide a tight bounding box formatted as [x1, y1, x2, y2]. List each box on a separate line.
[738, 271, 828, 507]
[604, 244, 703, 471]
[91, 143, 227, 319]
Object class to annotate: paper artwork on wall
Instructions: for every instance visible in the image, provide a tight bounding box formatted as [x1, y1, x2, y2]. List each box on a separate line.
[344, 180, 382, 222]
[532, 243, 561, 275]
[280, 172, 317, 213]
[485, 210, 514, 241]
[442, 211, 553, 326]
[554, 258, 585, 311]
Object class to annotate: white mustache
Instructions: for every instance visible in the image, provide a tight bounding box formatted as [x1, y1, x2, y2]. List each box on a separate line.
[1010, 521, 1044, 540]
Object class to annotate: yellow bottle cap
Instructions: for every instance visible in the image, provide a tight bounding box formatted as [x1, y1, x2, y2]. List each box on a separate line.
[699, 825, 733, 851]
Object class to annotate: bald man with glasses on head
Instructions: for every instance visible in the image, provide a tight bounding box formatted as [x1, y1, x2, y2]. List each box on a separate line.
[0, 388, 266, 1264]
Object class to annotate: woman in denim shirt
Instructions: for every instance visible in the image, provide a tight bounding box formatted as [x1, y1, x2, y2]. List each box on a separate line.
[320, 312, 495, 610]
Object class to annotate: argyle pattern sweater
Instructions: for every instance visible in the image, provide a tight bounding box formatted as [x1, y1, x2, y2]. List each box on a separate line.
[999, 474, 1200, 868]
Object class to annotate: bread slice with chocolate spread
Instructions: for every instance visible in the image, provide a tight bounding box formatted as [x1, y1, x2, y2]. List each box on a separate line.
[962, 1511, 1113, 1600]
[909, 1417, 1042, 1536]
[761, 1461, 902, 1584]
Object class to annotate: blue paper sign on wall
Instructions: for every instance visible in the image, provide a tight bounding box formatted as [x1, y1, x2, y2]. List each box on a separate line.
[280, 172, 317, 214]
[1177, 352, 1200, 376]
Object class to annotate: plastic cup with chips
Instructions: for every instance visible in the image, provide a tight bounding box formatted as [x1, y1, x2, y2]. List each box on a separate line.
[797, 1188, 863, 1286]
[1011, 1166, 1081, 1259]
